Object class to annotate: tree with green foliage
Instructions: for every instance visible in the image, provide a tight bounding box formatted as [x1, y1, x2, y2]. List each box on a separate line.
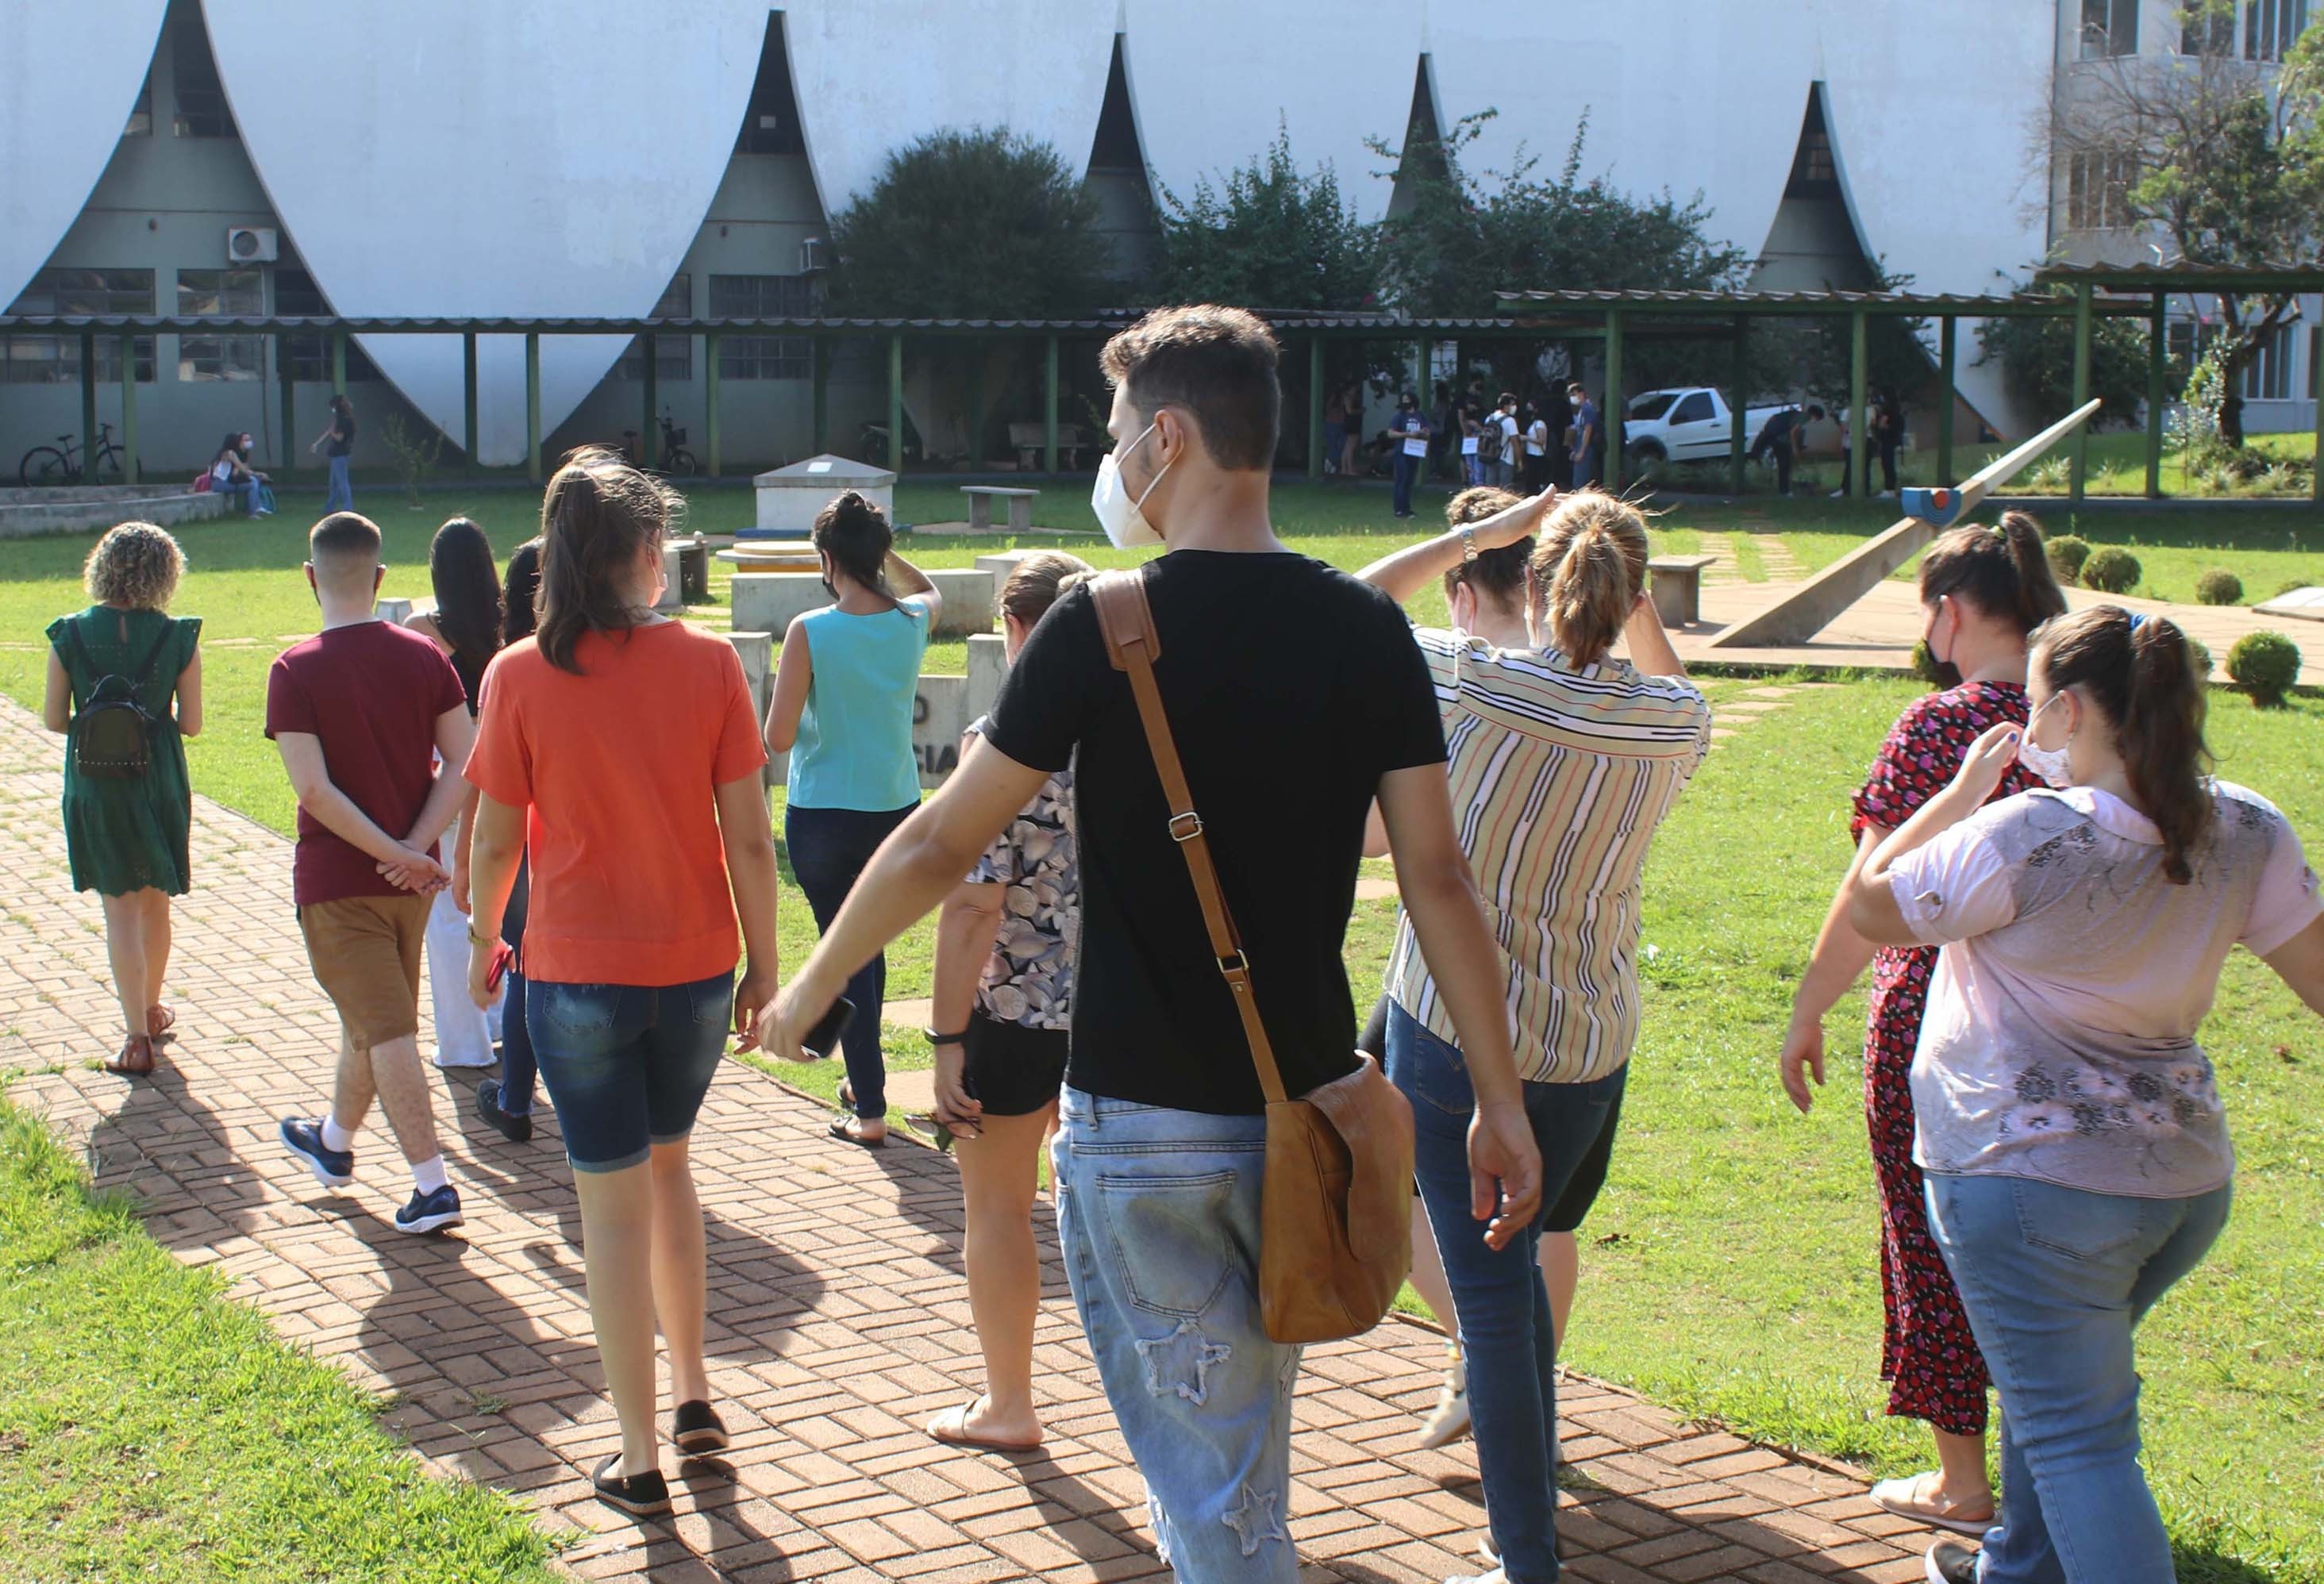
[1975, 279, 2155, 427]
[2050, 11, 2324, 444]
[1371, 111, 1749, 316]
[1152, 125, 1379, 310]
[825, 128, 1110, 318]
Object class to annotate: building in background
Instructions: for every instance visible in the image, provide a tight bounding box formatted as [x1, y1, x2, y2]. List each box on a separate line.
[7, 0, 2304, 478]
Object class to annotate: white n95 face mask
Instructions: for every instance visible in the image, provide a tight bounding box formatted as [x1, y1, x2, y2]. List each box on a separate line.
[1091, 421, 1172, 548]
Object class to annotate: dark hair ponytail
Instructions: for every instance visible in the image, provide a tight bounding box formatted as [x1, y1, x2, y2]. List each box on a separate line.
[427, 517, 504, 706]
[535, 447, 679, 675]
[2032, 606, 2214, 884]
[502, 537, 543, 644]
[1920, 509, 2069, 636]
[812, 490, 892, 596]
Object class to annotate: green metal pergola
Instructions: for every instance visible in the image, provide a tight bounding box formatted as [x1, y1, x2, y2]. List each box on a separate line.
[9, 278, 2312, 502]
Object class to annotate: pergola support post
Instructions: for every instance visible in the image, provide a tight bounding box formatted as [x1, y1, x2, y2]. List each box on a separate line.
[1308, 334, 1325, 482]
[525, 333, 541, 485]
[887, 333, 904, 474]
[79, 332, 98, 479]
[809, 333, 826, 456]
[1847, 308, 1868, 501]
[330, 329, 346, 397]
[1727, 314, 1747, 496]
[2069, 283, 2092, 501]
[463, 332, 479, 471]
[1604, 309, 1626, 493]
[1937, 317, 1957, 485]
[276, 336, 294, 483]
[706, 330, 724, 476]
[967, 350, 985, 472]
[2147, 294, 2167, 500]
[1043, 334, 1059, 475]
[119, 332, 140, 483]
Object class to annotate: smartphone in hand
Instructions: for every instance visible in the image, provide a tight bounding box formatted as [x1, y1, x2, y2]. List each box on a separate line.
[801, 997, 854, 1060]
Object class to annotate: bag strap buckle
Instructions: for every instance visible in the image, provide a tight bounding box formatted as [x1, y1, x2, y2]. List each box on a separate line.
[1168, 811, 1203, 843]
[1216, 951, 1249, 978]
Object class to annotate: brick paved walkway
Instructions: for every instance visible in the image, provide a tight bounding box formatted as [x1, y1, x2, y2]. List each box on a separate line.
[0, 696, 1941, 1584]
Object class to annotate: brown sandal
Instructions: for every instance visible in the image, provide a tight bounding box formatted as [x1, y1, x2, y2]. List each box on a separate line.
[105, 1033, 157, 1077]
[146, 1004, 176, 1044]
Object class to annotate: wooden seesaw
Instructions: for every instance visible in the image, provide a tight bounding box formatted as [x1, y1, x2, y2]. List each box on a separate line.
[1706, 399, 2102, 652]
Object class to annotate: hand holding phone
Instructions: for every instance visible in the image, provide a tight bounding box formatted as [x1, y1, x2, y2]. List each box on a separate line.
[800, 997, 853, 1061]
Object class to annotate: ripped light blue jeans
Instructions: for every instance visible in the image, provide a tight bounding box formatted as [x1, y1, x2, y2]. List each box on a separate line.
[1053, 1087, 1298, 1582]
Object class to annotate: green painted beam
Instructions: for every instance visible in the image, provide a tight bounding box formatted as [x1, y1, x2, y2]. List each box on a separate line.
[2069, 283, 2092, 502]
[1308, 334, 1325, 483]
[1604, 309, 1626, 493]
[119, 332, 139, 484]
[463, 333, 479, 470]
[810, 332, 827, 455]
[1043, 334, 1059, 475]
[79, 331, 98, 480]
[1728, 313, 1746, 496]
[1937, 317, 1957, 485]
[887, 333, 904, 474]
[1848, 308, 1868, 501]
[330, 329, 346, 397]
[525, 333, 541, 486]
[2147, 294, 2167, 500]
[706, 330, 724, 476]
[277, 336, 294, 484]
[641, 333, 659, 469]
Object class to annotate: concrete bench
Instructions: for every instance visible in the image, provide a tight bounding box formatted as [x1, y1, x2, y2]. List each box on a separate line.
[733, 567, 996, 644]
[962, 485, 1037, 533]
[1006, 422, 1087, 472]
[1647, 555, 1718, 628]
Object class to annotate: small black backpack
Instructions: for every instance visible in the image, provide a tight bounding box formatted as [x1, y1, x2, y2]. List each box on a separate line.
[62, 619, 174, 780]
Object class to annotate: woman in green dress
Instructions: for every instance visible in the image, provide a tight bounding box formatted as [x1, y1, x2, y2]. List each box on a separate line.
[41, 522, 203, 1077]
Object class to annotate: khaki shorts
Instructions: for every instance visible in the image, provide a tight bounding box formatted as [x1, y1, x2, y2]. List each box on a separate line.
[298, 893, 430, 1052]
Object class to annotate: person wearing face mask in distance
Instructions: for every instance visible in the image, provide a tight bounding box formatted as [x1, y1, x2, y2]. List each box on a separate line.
[1843, 606, 2324, 1584]
[1391, 392, 1432, 520]
[210, 431, 275, 517]
[1776, 511, 2068, 1536]
[762, 490, 941, 1148]
[759, 306, 1544, 1583]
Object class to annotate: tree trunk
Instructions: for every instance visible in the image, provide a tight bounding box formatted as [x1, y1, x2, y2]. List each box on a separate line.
[2213, 333, 2255, 450]
[2219, 386, 2246, 449]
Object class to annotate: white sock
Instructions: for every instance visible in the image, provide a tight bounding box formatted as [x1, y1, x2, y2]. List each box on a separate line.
[320, 1117, 356, 1153]
[410, 1155, 449, 1195]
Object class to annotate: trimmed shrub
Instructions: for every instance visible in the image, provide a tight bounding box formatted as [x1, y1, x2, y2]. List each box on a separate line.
[2227, 631, 2302, 707]
[2045, 535, 2091, 585]
[2081, 547, 2141, 594]
[2276, 577, 2318, 599]
[2195, 569, 2242, 606]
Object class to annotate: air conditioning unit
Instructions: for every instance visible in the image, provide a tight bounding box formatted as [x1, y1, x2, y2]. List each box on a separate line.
[227, 226, 279, 263]
[798, 236, 829, 274]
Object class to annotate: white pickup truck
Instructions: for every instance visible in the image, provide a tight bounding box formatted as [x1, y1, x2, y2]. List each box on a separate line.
[1622, 387, 1791, 467]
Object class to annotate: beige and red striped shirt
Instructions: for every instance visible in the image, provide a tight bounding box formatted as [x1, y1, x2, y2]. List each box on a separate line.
[1384, 628, 1710, 1085]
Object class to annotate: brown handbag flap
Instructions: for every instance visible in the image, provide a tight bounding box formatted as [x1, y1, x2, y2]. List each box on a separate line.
[1303, 1054, 1413, 1263]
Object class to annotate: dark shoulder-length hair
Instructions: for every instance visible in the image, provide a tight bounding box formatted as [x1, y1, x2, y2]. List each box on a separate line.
[535, 447, 680, 674]
[502, 537, 544, 644]
[428, 517, 503, 703]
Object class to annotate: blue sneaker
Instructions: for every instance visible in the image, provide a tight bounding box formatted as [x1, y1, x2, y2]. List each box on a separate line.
[394, 1183, 464, 1236]
[280, 1117, 353, 1187]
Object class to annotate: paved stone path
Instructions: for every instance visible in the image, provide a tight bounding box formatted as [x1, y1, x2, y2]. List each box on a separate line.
[0, 695, 1944, 1583]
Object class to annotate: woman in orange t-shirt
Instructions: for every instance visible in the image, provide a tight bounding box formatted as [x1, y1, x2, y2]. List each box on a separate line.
[462, 448, 780, 1518]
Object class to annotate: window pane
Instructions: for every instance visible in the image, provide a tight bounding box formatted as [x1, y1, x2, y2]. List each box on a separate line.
[709, 275, 812, 378]
[1, 270, 156, 382]
[176, 268, 263, 380]
[171, 13, 235, 137]
[618, 275, 693, 379]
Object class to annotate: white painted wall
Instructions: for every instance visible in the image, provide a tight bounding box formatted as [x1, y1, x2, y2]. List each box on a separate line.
[0, 0, 170, 306]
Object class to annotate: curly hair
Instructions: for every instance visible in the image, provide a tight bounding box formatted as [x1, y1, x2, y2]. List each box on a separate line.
[83, 521, 184, 610]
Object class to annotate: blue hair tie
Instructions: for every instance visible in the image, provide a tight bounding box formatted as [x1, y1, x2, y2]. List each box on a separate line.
[2126, 611, 2149, 632]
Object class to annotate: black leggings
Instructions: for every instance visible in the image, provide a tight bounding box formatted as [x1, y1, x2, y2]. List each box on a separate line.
[785, 802, 916, 1120]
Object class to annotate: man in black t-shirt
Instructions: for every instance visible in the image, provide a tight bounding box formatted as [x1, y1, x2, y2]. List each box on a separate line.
[766, 306, 1541, 1581]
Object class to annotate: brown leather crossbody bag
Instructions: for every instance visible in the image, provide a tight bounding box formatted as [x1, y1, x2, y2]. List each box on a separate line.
[1090, 569, 1414, 1344]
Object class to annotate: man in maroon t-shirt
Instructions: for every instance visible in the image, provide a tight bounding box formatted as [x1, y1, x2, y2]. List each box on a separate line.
[266, 511, 476, 1235]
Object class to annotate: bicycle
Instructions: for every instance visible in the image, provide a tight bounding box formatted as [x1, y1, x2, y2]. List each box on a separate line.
[618, 409, 699, 475]
[19, 422, 125, 487]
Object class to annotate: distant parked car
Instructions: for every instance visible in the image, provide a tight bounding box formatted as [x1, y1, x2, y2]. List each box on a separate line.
[1622, 387, 1791, 470]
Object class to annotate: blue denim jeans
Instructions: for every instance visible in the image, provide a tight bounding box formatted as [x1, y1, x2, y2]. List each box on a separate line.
[325, 453, 353, 512]
[1052, 1087, 1297, 1582]
[497, 863, 535, 1113]
[527, 971, 733, 1172]
[1391, 452, 1418, 517]
[1387, 1002, 1629, 1584]
[1927, 1173, 2233, 1584]
[785, 802, 914, 1121]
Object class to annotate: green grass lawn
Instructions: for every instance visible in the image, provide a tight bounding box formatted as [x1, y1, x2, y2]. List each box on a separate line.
[4, 483, 2322, 1580]
[0, 1098, 559, 1584]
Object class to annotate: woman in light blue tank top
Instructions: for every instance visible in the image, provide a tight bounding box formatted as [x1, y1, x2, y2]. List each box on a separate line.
[765, 490, 940, 1145]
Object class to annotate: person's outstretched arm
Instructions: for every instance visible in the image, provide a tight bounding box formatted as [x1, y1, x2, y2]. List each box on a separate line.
[887, 548, 943, 628]
[715, 771, 783, 1048]
[1353, 490, 1556, 604]
[1376, 762, 1543, 1249]
[762, 733, 1046, 1059]
[1780, 829, 1883, 1113]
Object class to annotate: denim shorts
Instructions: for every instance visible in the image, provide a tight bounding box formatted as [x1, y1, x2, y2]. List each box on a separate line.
[528, 971, 734, 1172]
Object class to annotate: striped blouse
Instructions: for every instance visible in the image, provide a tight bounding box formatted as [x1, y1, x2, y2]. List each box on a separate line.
[1383, 628, 1711, 1085]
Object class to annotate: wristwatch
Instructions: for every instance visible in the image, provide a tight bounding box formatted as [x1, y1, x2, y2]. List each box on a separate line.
[924, 1026, 969, 1048]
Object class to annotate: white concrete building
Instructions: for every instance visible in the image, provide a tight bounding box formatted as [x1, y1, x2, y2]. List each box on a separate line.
[3, 0, 2311, 479]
